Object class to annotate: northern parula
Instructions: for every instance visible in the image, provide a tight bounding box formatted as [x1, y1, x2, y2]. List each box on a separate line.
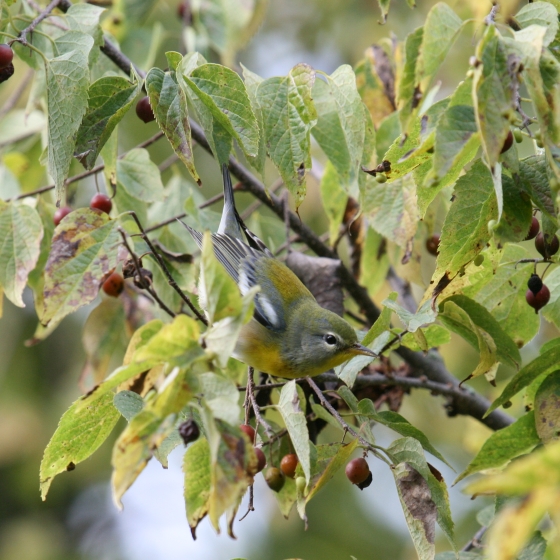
[182, 164, 376, 378]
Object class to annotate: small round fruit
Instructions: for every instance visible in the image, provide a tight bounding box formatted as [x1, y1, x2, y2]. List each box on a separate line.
[133, 268, 153, 289]
[240, 424, 255, 441]
[280, 453, 298, 479]
[526, 285, 550, 312]
[426, 234, 440, 256]
[356, 470, 373, 490]
[500, 130, 514, 154]
[0, 62, 14, 84]
[295, 476, 306, 494]
[0, 44, 14, 69]
[473, 254, 484, 266]
[535, 232, 560, 258]
[514, 129, 523, 143]
[527, 273, 543, 295]
[136, 96, 155, 123]
[177, 1, 192, 22]
[90, 193, 112, 214]
[375, 173, 387, 184]
[102, 272, 124, 297]
[345, 458, 370, 485]
[178, 419, 200, 444]
[264, 467, 285, 492]
[53, 206, 72, 226]
[525, 216, 540, 241]
[254, 448, 266, 474]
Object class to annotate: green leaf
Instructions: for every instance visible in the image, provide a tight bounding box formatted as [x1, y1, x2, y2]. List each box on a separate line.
[337, 386, 376, 445]
[183, 437, 211, 537]
[117, 148, 164, 202]
[278, 381, 311, 483]
[133, 314, 202, 365]
[440, 295, 521, 369]
[494, 174, 533, 243]
[42, 208, 120, 325]
[415, 3, 462, 93]
[311, 65, 365, 196]
[75, 75, 141, 170]
[199, 372, 240, 426]
[429, 161, 498, 292]
[516, 1, 559, 47]
[241, 64, 266, 178]
[257, 63, 317, 206]
[360, 175, 419, 250]
[487, 345, 560, 414]
[320, 160, 348, 244]
[113, 390, 145, 421]
[359, 399, 451, 467]
[401, 325, 451, 351]
[205, 418, 254, 531]
[306, 439, 358, 503]
[112, 409, 176, 507]
[46, 32, 94, 203]
[389, 437, 454, 552]
[398, 27, 424, 131]
[82, 298, 127, 384]
[454, 412, 540, 483]
[146, 65, 200, 185]
[473, 26, 515, 172]
[534, 372, 560, 443]
[541, 267, 560, 328]
[518, 532, 547, 560]
[0, 200, 43, 308]
[183, 63, 259, 158]
[439, 300, 499, 383]
[359, 227, 390, 297]
[519, 155, 555, 220]
[382, 298, 437, 333]
[40, 391, 120, 499]
[473, 244, 539, 347]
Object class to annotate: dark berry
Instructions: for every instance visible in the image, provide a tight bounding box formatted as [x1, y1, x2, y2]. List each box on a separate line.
[0, 62, 14, 84]
[254, 448, 266, 474]
[136, 96, 155, 123]
[53, 206, 72, 226]
[500, 130, 514, 154]
[525, 216, 540, 241]
[426, 234, 440, 256]
[102, 272, 124, 297]
[133, 268, 153, 289]
[240, 424, 255, 442]
[178, 419, 200, 444]
[345, 458, 370, 485]
[356, 470, 373, 490]
[0, 44, 13, 69]
[90, 193, 112, 214]
[527, 274, 543, 295]
[177, 1, 192, 23]
[535, 232, 560, 258]
[526, 285, 550, 312]
[280, 453, 298, 479]
[264, 467, 285, 492]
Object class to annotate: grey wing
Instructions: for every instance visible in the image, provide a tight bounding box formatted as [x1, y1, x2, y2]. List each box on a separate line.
[179, 221, 283, 330]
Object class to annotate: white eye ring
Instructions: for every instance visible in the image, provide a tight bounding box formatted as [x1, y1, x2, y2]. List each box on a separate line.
[324, 334, 337, 345]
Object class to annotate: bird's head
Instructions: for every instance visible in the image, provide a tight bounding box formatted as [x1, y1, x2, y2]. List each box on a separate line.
[284, 304, 376, 377]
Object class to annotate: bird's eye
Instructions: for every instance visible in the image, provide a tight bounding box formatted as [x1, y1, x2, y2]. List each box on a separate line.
[324, 334, 337, 345]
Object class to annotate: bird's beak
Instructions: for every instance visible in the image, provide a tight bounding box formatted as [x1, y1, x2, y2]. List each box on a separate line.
[350, 343, 377, 358]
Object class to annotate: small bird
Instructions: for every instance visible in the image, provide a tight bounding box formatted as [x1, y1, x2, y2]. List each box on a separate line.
[182, 164, 376, 379]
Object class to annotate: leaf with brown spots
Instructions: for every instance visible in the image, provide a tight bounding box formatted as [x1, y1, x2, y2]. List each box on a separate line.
[42, 208, 120, 325]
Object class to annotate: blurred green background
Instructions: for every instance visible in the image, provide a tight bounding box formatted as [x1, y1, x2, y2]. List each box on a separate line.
[1, 0, 548, 559]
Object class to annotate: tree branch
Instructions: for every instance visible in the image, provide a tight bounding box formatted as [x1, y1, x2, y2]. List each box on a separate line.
[14, 0, 63, 47]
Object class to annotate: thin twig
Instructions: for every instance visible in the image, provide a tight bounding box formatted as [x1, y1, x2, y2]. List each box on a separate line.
[127, 212, 207, 324]
[246, 367, 275, 438]
[15, 0, 63, 47]
[118, 228, 176, 318]
[306, 377, 391, 465]
[462, 526, 487, 552]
